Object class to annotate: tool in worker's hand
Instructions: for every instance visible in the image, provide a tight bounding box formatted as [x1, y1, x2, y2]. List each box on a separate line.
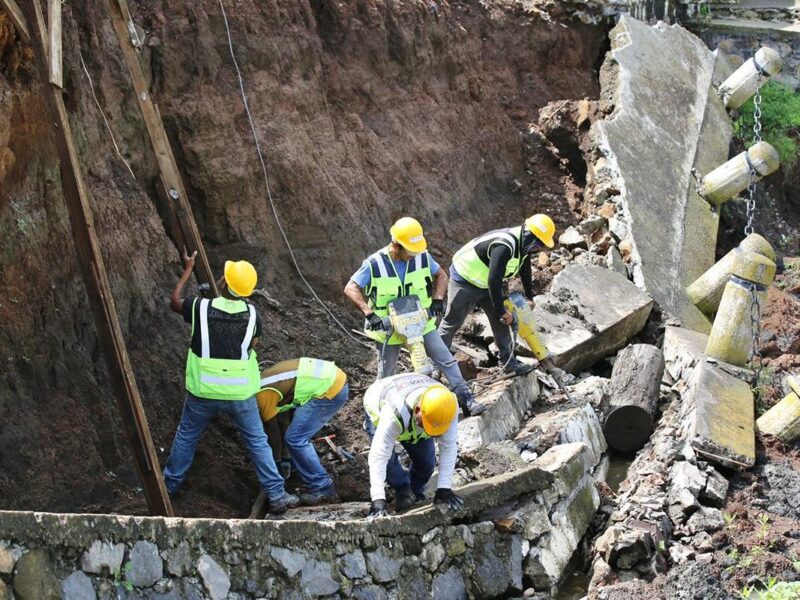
[504, 292, 575, 402]
[380, 295, 434, 375]
[314, 434, 354, 462]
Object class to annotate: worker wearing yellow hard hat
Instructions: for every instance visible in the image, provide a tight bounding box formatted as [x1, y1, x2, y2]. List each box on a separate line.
[363, 373, 462, 518]
[440, 214, 557, 376]
[164, 251, 299, 515]
[344, 216, 486, 417]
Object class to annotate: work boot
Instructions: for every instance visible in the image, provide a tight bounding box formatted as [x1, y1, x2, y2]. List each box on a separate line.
[456, 390, 486, 417]
[300, 486, 340, 506]
[395, 486, 419, 512]
[268, 492, 300, 515]
[504, 359, 534, 377]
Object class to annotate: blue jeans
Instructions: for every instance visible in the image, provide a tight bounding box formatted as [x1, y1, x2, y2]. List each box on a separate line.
[377, 330, 470, 396]
[386, 438, 436, 497]
[284, 384, 349, 492]
[163, 393, 285, 500]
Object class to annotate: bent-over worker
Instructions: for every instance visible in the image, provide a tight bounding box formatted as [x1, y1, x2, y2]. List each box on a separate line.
[163, 251, 298, 514]
[364, 373, 464, 517]
[256, 358, 349, 506]
[344, 217, 485, 417]
[439, 214, 557, 376]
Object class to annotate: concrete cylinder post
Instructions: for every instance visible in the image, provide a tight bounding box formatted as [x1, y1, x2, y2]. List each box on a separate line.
[686, 234, 775, 315]
[699, 141, 780, 206]
[705, 251, 776, 367]
[719, 47, 783, 110]
[756, 376, 800, 443]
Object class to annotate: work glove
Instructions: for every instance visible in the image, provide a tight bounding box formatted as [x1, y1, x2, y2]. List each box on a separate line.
[367, 499, 388, 520]
[430, 299, 446, 318]
[434, 488, 465, 511]
[366, 313, 385, 331]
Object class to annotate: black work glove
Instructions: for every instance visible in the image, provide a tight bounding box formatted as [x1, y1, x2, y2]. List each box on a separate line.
[434, 488, 464, 511]
[366, 313, 384, 331]
[367, 499, 388, 519]
[430, 299, 446, 318]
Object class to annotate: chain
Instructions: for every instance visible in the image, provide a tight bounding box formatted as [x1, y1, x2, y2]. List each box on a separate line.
[745, 74, 765, 394]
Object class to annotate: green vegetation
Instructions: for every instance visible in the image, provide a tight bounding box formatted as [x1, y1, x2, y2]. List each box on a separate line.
[740, 577, 800, 599]
[112, 561, 134, 592]
[734, 82, 800, 170]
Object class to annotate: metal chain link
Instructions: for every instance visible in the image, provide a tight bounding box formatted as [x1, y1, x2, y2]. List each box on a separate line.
[746, 74, 765, 394]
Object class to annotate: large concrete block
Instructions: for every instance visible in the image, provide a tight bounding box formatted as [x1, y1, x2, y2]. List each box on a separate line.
[516, 403, 607, 467]
[592, 16, 734, 334]
[532, 266, 653, 373]
[687, 361, 755, 469]
[663, 326, 708, 382]
[459, 374, 540, 451]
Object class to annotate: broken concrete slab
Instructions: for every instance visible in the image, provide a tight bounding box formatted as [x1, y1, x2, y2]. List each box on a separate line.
[532, 266, 653, 373]
[516, 403, 607, 468]
[591, 16, 734, 334]
[663, 326, 709, 382]
[471, 265, 652, 373]
[459, 374, 540, 451]
[686, 361, 755, 469]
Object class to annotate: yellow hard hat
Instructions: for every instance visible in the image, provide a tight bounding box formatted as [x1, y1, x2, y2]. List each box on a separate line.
[224, 260, 258, 297]
[390, 217, 427, 254]
[419, 384, 457, 437]
[525, 213, 556, 248]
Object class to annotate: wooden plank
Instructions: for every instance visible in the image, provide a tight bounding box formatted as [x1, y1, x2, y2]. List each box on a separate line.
[47, 0, 61, 87]
[0, 0, 31, 43]
[104, 0, 218, 297]
[20, 0, 173, 517]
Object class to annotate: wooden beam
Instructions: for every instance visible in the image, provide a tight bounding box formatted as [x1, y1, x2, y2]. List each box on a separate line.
[0, 0, 31, 44]
[20, 0, 173, 517]
[105, 0, 218, 297]
[47, 0, 61, 87]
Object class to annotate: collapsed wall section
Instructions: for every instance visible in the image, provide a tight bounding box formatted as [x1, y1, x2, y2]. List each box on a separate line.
[590, 15, 734, 334]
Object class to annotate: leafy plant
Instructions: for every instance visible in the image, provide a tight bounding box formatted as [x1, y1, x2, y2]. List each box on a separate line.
[112, 561, 133, 592]
[741, 579, 800, 600]
[734, 82, 800, 170]
[757, 513, 771, 541]
[724, 512, 738, 530]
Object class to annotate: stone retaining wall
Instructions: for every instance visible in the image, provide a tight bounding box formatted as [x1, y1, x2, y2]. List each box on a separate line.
[0, 443, 601, 600]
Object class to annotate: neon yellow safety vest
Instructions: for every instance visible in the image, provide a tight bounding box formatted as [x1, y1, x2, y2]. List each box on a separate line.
[185, 298, 261, 401]
[364, 374, 432, 443]
[451, 226, 525, 289]
[364, 248, 436, 345]
[259, 358, 339, 414]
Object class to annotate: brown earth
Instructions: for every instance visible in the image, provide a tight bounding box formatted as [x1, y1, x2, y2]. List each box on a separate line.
[0, 1, 606, 516]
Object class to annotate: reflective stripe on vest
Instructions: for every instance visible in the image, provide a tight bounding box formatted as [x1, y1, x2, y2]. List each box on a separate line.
[185, 298, 260, 401]
[364, 375, 431, 443]
[363, 248, 436, 345]
[452, 226, 524, 289]
[278, 358, 338, 413]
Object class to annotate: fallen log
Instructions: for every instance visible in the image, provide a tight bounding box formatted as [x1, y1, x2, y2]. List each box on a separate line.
[603, 344, 665, 453]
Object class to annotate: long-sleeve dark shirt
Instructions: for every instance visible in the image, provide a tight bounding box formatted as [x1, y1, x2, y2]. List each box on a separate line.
[488, 245, 533, 314]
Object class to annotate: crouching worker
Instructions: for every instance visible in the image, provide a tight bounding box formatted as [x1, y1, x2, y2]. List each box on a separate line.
[163, 251, 298, 514]
[364, 373, 464, 518]
[256, 358, 349, 506]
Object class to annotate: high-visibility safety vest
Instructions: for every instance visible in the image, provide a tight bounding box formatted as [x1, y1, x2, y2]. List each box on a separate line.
[185, 298, 261, 401]
[364, 248, 436, 345]
[259, 358, 339, 413]
[452, 226, 525, 289]
[364, 374, 433, 443]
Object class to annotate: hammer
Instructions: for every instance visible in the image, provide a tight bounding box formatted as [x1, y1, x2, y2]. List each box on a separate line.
[314, 434, 354, 462]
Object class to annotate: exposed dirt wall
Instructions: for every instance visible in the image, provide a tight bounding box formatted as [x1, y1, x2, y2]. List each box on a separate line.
[0, 1, 605, 515]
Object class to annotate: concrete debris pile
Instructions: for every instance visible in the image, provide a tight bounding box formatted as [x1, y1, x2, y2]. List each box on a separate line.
[587, 326, 750, 592]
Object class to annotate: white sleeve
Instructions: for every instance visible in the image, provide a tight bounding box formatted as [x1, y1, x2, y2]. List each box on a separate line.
[435, 415, 459, 490]
[368, 404, 402, 501]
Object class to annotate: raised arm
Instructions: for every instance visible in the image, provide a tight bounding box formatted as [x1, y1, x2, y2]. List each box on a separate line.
[170, 249, 197, 314]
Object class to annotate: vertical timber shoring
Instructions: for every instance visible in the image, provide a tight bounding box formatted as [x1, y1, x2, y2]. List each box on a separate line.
[19, 0, 173, 516]
[104, 0, 219, 297]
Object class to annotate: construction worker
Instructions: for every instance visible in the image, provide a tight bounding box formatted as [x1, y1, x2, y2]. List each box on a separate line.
[344, 217, 485, 417]
[255, 358, 349, 506]
[439, 214, 556, 376]
[364, 373, 464, 517]
[163, 250, 298, 514]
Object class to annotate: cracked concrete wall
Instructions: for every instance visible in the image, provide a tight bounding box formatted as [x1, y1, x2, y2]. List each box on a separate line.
[590, 16, 734, 334]
[0, 444, 600, 599]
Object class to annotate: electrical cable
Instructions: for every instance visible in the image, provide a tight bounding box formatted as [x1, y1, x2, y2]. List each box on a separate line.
[217, 0, 371, 349]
